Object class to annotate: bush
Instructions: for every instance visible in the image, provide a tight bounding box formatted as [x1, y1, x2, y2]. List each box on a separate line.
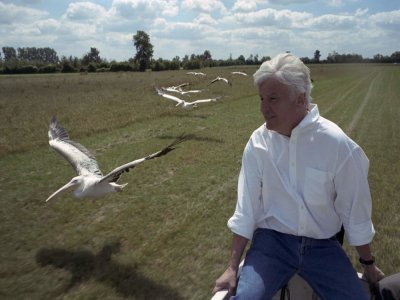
[87, 63, 97, 72]
[183, 60, 202, 70]
[2, 65, 38, 74]
[61, 63, 76, 73]
[38, 64, 58, 73]
[110, 62, 135, 72]
[151, 60, 165, 71]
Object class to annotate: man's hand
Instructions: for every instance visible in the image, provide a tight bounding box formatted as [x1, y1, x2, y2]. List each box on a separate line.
[212, 266, 238, 296]
[362, 264, 385, 286]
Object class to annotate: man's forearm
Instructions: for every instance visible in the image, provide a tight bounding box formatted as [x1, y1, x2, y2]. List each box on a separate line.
[355, 244, 374, 261]
[229, 233, 249, 270]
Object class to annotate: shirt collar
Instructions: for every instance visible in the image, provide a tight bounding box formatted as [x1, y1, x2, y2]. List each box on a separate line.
[296, 103, 319, 130]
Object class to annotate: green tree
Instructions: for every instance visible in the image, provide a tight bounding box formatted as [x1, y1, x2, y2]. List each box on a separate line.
[2, 47, 17, 61]
[82, 47, 101, 65]
[313, 50, 321, 63]
[133, 30, 154, 72]
[237, 55, 245, 65]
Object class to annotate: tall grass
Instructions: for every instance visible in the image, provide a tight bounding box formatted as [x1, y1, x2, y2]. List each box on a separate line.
[1, 64, 399, 299]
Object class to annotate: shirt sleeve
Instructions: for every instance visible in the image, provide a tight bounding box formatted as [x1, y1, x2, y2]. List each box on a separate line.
[228, 137, 263, 240]
[334, 144, 375, 246]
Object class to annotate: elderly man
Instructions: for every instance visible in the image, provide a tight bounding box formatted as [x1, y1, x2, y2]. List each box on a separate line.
[212, 53, 384, 299]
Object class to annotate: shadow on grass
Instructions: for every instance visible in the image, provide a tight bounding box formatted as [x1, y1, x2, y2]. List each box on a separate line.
[36, 242, 184, 299]
[158, 133, 224, 144]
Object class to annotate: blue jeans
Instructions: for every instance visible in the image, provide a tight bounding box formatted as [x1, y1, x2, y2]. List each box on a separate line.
[232, 228, 368, 300]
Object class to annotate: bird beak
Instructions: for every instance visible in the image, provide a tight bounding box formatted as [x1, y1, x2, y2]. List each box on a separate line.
[45, 180, 77, 202]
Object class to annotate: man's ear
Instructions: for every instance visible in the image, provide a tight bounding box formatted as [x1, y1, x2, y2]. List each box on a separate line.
[296, 92, 307, 108]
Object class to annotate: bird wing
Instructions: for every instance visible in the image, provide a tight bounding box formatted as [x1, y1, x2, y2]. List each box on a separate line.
[176, 82, 190, 88]
[161, 93, 184, 104]
[222, 78, 232, 86]
[191, 96, 222, 104]
[48, 116, 102, 177]
[155, 87, 184, 104]
[100, 134, 187, 183]
[231, 71, 248, 76]
[207, 78, 219, 86]
[180, 89, 204, 95]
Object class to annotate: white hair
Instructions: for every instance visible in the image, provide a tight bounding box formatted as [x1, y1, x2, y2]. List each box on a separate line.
[253, 53, 313, 103]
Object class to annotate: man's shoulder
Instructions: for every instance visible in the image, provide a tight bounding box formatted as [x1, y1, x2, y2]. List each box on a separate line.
[316, 117, 361, 151]
[317, 117, 349, 139]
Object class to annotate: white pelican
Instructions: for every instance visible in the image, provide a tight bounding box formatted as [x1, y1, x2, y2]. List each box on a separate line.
[160, 83, 192, 94]
[162, 82, 190, 91]
[179, 89, 205, 95]
[231, 71, 248, 76]
[186, 71, 206, 76]
[161, 86, 204, 96]
[208, 76, 232, 87]
[155, 87, 220, 110]
[46, 116, 185, 202]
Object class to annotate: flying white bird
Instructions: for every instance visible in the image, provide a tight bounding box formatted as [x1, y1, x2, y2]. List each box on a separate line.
[155, 87, 220, 110]
[160, 82, 190, 93]
[179, 89, 205, 95]
[46, 116, 185, 202]
[231, 71, 248, 76]
[208, 76, 232, 87]
[186, 71, 206, 76]
[161, 86, 204, 96]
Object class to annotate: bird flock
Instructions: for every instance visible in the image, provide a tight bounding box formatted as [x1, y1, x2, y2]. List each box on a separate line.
[46, 69, 249, 201]
[154, 70, 248, 110]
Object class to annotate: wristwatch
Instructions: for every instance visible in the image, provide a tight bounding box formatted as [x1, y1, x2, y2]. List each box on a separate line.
[359, 256, 375, 266]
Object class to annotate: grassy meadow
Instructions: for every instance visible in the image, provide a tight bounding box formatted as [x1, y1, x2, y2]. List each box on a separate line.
[1, 64, 399, 299]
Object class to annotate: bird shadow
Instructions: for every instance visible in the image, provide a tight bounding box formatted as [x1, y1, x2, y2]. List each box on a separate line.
[35, 242, 184, 299]
[158, 133, 224, 144]
[173, 113, 210, 119]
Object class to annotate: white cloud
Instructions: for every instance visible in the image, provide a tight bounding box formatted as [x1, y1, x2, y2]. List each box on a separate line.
[369, 10, 400, 29]
[306, 14, 359, 30]
[110, 0, 179, 20]
[35, 18, 60, 34]
[328, 0, 343, 7]
[151, 20, 209, 40]
[193, 13, 217, 25]
[266, 0, 315, 5]
[232, 0, 257, 11]
[0, 1, 47, 24]
[355, 8, 368, 17]
[231, 8, 312, 28]
[62, 2, 108, 22]
[181, 0, 227, 14]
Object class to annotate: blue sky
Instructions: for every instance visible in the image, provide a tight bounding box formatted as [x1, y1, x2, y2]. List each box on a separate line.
[1, 0, 399, 61]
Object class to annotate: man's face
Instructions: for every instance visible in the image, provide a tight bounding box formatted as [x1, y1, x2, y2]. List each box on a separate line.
[259, 77, 306, 136]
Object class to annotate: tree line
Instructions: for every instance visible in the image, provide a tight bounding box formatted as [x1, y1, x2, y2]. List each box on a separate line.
[1, 30, 399, 75]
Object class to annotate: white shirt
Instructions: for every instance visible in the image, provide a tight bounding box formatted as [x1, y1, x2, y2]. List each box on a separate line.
[228, 104, 375, 246]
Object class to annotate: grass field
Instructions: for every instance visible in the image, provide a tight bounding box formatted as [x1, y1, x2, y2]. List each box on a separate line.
[1, 64, 399, 299]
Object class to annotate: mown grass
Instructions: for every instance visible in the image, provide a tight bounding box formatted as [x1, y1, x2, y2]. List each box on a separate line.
[0, 64, 399, 299]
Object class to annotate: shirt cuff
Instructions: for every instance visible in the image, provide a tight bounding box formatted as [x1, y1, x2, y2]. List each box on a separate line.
[227, 214, 255, 240]
[345, 220, 375, 246]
